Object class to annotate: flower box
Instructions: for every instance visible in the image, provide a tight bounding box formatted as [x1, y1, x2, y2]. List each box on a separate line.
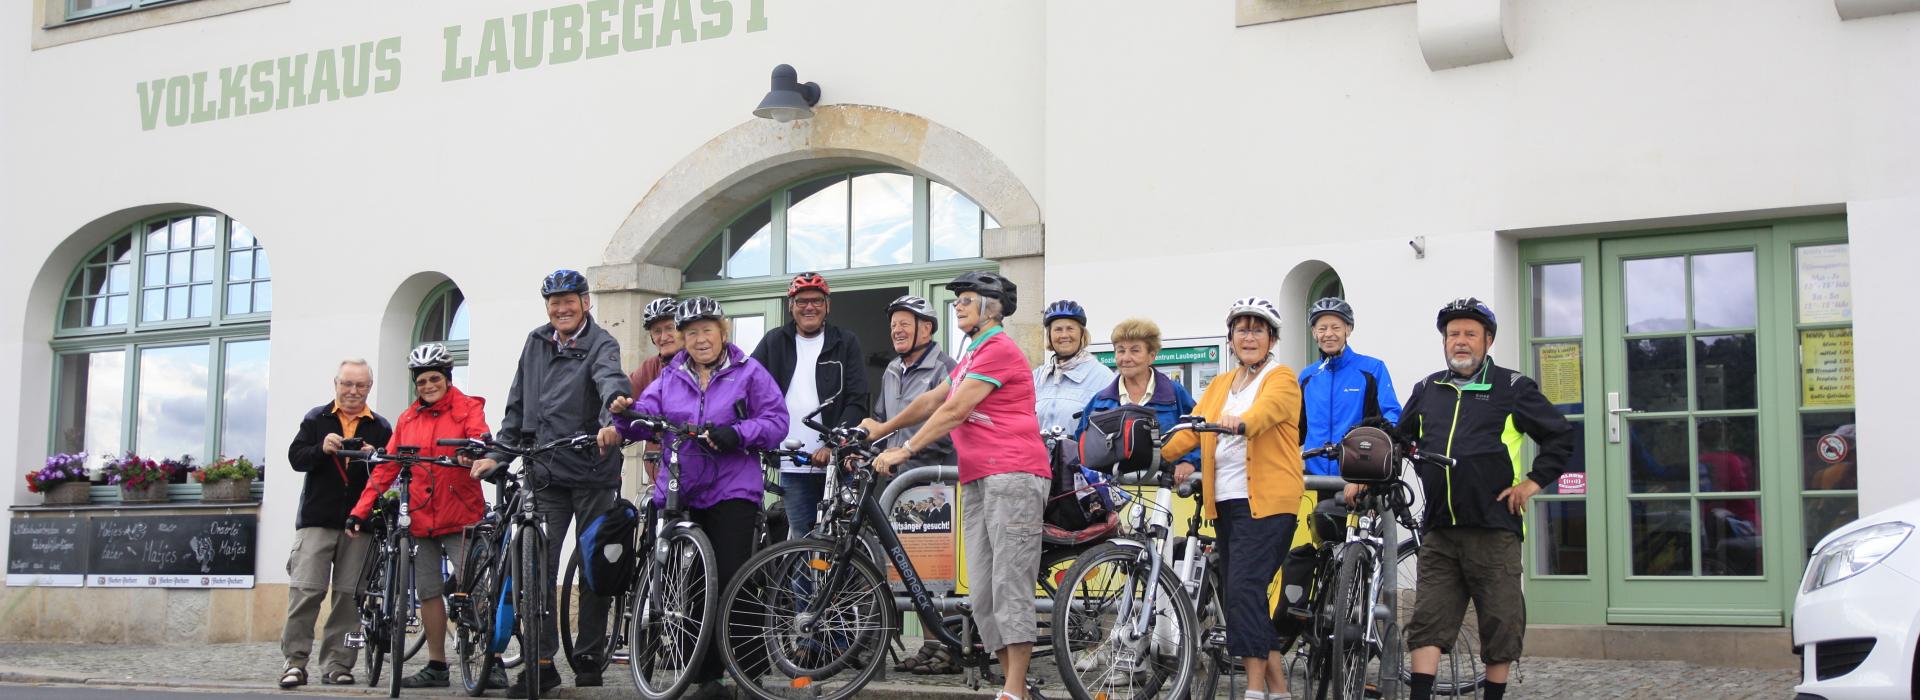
[44, 481, 92, 505]
[120, 481, 169, 503]
[201, 478, 252, 503]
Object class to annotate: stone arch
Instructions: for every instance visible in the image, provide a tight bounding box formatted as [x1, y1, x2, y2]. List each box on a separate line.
[589, 104, 1046, 361]
[1278, 259, 1338, 370]
[376, 270, 473, 415]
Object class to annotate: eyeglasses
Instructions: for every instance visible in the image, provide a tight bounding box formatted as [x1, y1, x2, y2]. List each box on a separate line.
[950, 297, 978, 308]
[1232, 328, 1271, 338]
[414, 376, 446, 387]
[790, 297, 827, 308]
[335, 381, 371, 391]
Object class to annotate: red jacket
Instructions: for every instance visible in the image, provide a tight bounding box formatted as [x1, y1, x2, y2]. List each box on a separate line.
[352, 385, 490, 538]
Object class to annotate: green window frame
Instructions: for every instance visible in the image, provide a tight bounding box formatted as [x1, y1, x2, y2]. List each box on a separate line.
[65, 0, 192, 21]
[413, 281, 471, 389]
[49, 211, 271, 503]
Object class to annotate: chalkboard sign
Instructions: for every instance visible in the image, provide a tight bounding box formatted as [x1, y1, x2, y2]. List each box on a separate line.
[87, 514, 257, 588]
[7, 518, 87, 587]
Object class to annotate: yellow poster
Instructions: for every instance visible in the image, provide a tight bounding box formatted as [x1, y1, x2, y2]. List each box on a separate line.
[1537, 343, 1582, 407]
[1797, 244, 1852, 324]
[1801, 328, 1854, 407]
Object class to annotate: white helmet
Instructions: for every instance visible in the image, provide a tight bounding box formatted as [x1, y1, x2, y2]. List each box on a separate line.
[642, 297, 679, 328]
[886, 295, 938, 328]
[1225, 297, 1283, 337]
[408, 342, 455, 372]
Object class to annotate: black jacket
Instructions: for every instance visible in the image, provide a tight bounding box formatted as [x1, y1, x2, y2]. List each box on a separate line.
[287, 402, 393, 530]
[751, 323, 871, 431]
[1396, 358, 1576, 538]
[488, 315, 631, 489]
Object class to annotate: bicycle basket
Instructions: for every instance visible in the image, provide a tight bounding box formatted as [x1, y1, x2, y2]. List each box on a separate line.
[577, 498, 640, 596]
[1077, 404, 1158, 474]
[1338, 425, 1399, 484]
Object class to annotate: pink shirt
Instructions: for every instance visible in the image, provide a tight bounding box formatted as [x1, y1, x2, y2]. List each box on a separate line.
[947, 327, 1050, 484]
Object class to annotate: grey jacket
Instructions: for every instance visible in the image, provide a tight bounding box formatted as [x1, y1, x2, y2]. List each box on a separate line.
[488, 315, 631, 488]
[874, 343, 958, 468]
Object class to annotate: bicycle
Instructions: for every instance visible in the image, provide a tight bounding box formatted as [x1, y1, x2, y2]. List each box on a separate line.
[437, 433, 600, 700]
[340, 445, 461, 698]
[1051, 416, 1229, 700]
[1285, 435, 1486, 699]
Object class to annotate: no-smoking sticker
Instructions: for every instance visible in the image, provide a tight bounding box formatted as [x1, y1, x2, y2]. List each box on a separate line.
[1817, 433, 1850, 464]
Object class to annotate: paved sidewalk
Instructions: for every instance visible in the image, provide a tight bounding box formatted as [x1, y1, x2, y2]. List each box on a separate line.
[0, 641, 1797, 698]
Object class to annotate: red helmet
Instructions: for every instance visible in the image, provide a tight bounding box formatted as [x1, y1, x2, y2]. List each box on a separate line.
[788, 272, 830, 298]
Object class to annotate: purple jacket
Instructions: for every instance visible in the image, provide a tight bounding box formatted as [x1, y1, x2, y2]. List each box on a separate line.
[616, 344, 789, 510]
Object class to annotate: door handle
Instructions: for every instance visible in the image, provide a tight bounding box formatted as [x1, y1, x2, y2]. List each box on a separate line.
[1606, 392, 1636, 443]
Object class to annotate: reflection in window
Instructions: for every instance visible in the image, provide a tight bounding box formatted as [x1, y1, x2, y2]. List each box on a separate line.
[687, 173, 992, 283]
[1623, 256, 1686, 333]
[1799, 413, 1857, 491]
[226, 222, 272, 315]
[1693, 334, 1756, 410]
[1699, 499, 1762, 576]
[731, 315, 767, 357]
[1631, 499, 1694, 576]
[726, 201, 774, 279]
[851, 173, 913, 267]
[1625, 337, 1686, 412]
[55, 351, 126, 474]
[1690, 252, 1755, 330]
[220, 340, 270, 467]
[1536, 500, 1587, 576]
[416, 283, 472, 391]
[63, 237, 133, 329]
[1532, 263, 1582, 338]
[931, 181, 985, 261]
[786, 176, 850, 272]
[1628, 418, 1689, 493]
[137, 344, 210, 465]
[1696, 416, 1758, 494]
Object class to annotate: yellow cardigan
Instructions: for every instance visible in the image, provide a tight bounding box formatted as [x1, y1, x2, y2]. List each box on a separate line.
[1161, 361, 1304, 520]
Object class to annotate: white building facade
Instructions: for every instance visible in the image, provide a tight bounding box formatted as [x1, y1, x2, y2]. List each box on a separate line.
[3, 0, 1916, 643]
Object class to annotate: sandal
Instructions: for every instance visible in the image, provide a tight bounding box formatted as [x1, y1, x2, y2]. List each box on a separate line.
[912, 644, 960, 675]
[894, 641, 938, 672]
[278, 667, 307, 689]
[319, 670, 355, 685]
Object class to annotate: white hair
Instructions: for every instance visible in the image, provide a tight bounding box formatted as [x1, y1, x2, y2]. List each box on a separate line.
[981, 297, 1007, 323]
[336, 358, 372, 379]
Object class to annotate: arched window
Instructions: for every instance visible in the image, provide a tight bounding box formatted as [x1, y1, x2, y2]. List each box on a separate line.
[414, 282, 471, 388]
[50, 212, 272, 501]
[1306, 269, 1345, 357]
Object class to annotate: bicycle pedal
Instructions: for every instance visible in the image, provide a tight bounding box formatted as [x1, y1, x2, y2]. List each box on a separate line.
[406, 623, 422, 635]
[344, 632, 366, 649]
[610, 651, 630, 666]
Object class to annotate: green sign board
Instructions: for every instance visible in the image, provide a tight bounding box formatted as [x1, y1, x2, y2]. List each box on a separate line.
[1094, 345, 1220, 368]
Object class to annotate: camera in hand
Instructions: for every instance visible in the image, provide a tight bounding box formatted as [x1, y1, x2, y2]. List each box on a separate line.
[340, 437, 366, 451]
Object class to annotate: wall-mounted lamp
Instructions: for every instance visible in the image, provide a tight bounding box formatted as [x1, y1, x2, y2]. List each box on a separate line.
[1409, 236, 1427, 259]
[753, 64, 821, 123]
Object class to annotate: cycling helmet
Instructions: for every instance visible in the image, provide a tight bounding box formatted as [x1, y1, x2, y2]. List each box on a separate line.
[788, 272, 830, 298]
[675, 296, 727, 330]
[945, 271, 1018, 316]
[408, 342, 455, 380]
[1225, 297, 1283, 336]
[1042, 300, 1088, 327]
[642, 297, 679, 329]
[1435, 297, 1497, 337]
[886, 295, 938, 330]
[541, 269, 590, 298]
[1309, 297, 1355, 327]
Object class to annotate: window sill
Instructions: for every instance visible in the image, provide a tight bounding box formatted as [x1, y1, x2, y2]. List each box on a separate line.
[34, 0, 288, 50]
[11, 500, 259, 513]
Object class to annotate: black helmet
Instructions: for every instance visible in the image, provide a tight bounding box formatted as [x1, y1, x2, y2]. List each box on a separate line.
[1309, 297, 1354, 327]
[945, 271, 1018, 317]
[886, 295, 938, 330]
[541, 269, 590, 298]
[675, 296, 726, 330]
[1042, 300, 1088, 327]
[1435, 297, 1497, 337]
[642, 297, 679, 329]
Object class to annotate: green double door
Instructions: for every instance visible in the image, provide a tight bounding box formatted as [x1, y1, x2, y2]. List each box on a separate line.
[1523, 218, 1856, 626]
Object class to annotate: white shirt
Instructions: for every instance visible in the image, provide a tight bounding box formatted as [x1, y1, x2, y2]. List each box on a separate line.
[1212, 360, 1278, 502]
[781, 332, 826, 473]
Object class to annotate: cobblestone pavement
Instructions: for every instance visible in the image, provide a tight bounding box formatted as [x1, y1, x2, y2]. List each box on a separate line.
[0, 641, 1799, 699]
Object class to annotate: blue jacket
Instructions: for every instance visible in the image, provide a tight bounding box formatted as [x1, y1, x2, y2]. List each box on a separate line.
[1298, 347, 1402, 477]
[1034, 357, 1115, 433]
[1075, 369, 1201, 468]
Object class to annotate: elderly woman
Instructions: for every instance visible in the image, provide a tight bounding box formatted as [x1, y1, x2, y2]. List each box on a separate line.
[1033, 299, 1115, 432]
[1161, 297, 1304, 700]
[864, 271, 1049, 700]
[1075, 318, 1200, 473]
[612, 296, 788, 700]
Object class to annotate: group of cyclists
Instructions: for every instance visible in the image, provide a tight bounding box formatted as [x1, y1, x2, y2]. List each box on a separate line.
[277, 264, 1576, 700]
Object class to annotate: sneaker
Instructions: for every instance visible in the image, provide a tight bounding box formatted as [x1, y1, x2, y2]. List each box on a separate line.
[484, 664, 510, 690]
[572, 653, 603, 687]
[506, 664, 562, 695]
[401, 663, 451, 688]
[685, 680, 734, 700]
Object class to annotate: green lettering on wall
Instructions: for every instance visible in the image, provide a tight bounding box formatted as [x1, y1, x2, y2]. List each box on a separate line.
[247, 60, 274, 114]
[699, 0, 731, 40]
[747, 0, 766, 32]
[442, 25, 475, 82]
[136, 80, 166, 131]
[308, 48, 342, 103]
[475, 17, 511, 76]
[342, 42, 373, 98]
[164, 76, 191, 127]
[622, 0, 655, 52]
[374, 36, 403, 93]
[549, 4, 585, 64]
[218, 65, 247, 119]
[275, 54, 309, 110]
[512, 10, 549, 71]
[189, 72, 217, 123]
[586, 0, 619, 59]
[657, 0, 696, 47]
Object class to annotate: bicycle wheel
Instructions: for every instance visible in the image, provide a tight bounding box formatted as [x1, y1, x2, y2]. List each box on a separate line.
[626, 526, 718, 700]
[1327, 544, 1376, 700]
[1194, 558, 1244, 700]
[1392, 539, 1485, 697]
[459, 538, 503, 696]
[389, 533, 412, 699]
[559, 550, 622, 674]
[515, 524, 550, 700]
[1053, 542, 1197, 700]
[360, 545, 389, 690]
[721, 538, 891, 700]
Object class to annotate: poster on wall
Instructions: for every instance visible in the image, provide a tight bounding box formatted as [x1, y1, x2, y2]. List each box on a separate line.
[7, 518, 87, 587]
[85, 515, 257, 588]
[1801, 328, 1854, 407]
[1536, 343, 1583, 409]
[888, 483, 955, 591]
[1797, 244, 1852, 324]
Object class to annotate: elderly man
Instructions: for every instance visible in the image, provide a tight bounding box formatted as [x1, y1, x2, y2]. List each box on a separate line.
[751, 272, 870, 539]
[279, 359, 393, 689]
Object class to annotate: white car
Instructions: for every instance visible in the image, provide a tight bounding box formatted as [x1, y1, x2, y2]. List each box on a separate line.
[1793, 497, 1920, 699]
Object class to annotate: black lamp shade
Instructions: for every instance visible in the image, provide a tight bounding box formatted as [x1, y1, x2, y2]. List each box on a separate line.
[753, 64, 821, 122]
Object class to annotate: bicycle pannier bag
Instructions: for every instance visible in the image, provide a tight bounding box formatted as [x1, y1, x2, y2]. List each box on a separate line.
[1338, 425, 1399, 484]
[1077, 404, 1159, 474]
[578, 498, 640, 596]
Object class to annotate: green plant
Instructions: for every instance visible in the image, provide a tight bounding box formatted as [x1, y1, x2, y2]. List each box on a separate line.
[196, 455, 261, 484]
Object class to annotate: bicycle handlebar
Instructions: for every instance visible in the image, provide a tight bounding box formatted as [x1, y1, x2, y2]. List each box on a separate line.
[1174, 471, 1204, 498]
[336, 449, 461, 468]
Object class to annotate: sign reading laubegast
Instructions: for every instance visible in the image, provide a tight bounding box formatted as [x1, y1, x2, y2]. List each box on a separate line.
[134, 0, 768, 132]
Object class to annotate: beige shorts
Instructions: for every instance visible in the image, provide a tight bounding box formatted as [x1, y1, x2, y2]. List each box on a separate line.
[960, 472, 1048, 653]
[413, 533, 466, 599]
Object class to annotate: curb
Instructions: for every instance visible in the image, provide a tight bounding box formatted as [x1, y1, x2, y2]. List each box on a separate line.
[0, 670, 996, 700]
